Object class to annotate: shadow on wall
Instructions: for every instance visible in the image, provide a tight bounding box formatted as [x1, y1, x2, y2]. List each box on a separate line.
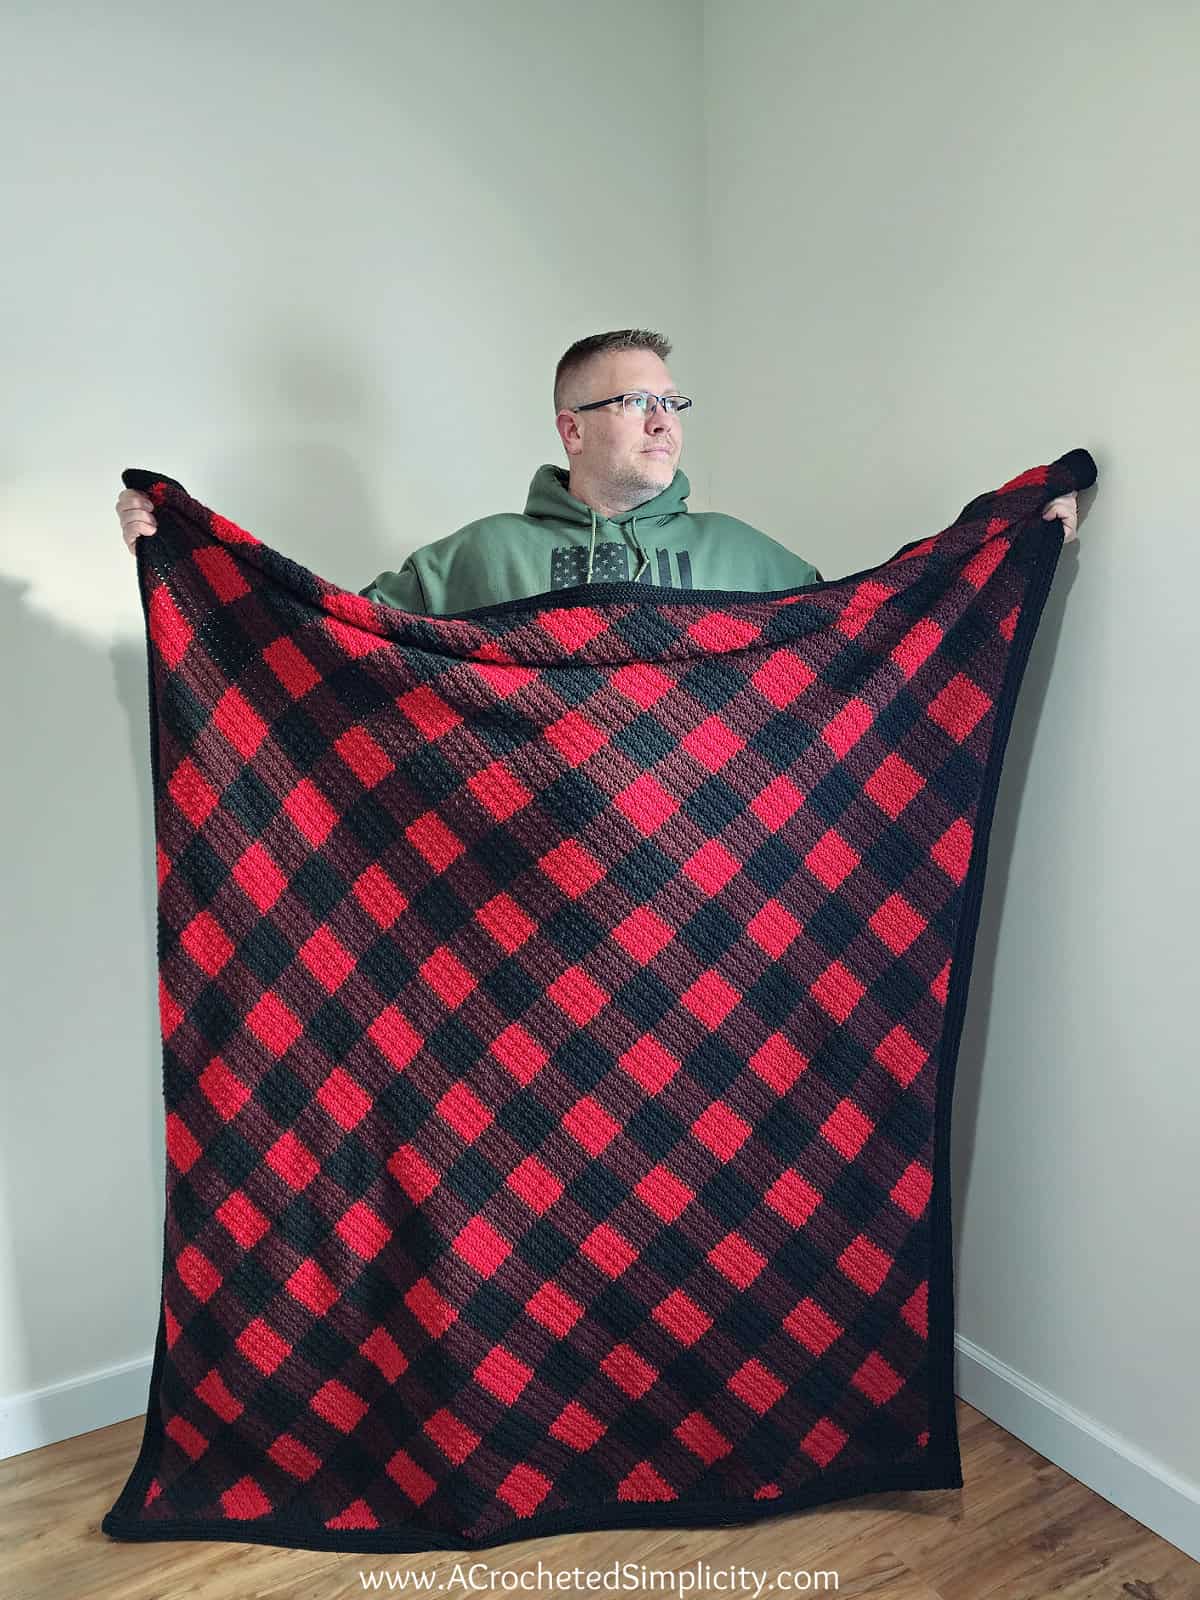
[946, 518, 1085, 1251]
[0, 568, 164, 1427]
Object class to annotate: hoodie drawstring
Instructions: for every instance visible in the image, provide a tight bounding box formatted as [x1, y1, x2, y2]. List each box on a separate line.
[630, 514, 649, 581]
[586, 509, 650, 584]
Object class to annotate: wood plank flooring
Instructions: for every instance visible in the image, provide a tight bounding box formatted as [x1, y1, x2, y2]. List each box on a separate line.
[2, 1399, 1195, 1599]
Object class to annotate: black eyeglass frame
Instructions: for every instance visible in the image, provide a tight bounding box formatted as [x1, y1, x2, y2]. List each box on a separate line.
[569, 390, 694, 417]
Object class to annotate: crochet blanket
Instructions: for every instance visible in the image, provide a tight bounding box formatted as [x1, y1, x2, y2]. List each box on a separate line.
[103, 449, 1095, 1553]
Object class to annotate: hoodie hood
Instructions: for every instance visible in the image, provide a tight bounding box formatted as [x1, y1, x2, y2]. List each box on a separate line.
[523, 462, 692, 583]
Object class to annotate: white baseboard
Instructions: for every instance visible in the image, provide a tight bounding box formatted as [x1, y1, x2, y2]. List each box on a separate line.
[955, 1333, 1200, 1562]
[2, 1339, 1197, 1564]
[0, 1354, 151, 1462]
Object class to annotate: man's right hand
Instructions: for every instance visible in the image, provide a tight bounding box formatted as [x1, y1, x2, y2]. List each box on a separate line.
[116, 487, 157, 554]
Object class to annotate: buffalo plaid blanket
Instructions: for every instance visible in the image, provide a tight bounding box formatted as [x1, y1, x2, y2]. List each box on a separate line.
[102, 449, 1095, 1553]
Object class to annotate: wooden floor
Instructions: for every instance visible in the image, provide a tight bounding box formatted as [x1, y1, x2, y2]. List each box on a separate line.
[2, 1398, 1195, 1599]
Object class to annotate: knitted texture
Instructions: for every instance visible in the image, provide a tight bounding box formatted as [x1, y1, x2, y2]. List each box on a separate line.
[102, 449, 1095, 1553]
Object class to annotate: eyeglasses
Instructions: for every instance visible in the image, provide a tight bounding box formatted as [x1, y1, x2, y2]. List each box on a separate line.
[570, 390, 694, 419]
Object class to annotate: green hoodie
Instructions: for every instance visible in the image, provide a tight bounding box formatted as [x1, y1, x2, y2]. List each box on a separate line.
[359, 463, 823, 615]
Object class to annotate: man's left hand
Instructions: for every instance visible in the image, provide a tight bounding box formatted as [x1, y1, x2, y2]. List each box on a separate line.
[1042, 491, 1079, 543]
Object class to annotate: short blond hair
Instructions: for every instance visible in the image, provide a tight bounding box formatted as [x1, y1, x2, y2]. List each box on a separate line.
[553, 328, 673, 416]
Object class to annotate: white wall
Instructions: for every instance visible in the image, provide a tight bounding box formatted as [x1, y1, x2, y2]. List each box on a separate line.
[3, 0, 1197, 1560]
[702, 0, 1199, 1556]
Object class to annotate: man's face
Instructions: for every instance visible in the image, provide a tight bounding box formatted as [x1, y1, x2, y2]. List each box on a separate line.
[559, 351, 686, 496]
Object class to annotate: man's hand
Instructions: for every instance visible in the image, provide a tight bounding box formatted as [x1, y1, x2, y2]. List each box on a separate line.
[1042, 491, 1078, 544]
[117, 487, 158, 553]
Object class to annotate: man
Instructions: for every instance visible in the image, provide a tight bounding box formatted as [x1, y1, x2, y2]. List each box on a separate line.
[115, 328, 1079, 593]
[356, 329, 826, 611]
